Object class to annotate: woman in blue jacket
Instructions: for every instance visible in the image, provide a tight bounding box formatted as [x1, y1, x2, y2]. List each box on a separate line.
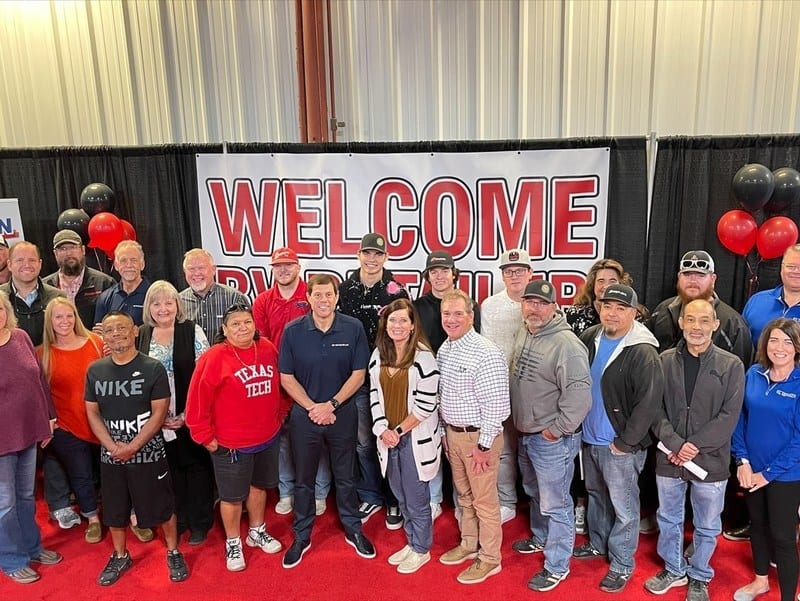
[732, 317, 800, 601]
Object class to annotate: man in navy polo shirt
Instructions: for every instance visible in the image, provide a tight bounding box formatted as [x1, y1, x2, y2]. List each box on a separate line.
[743, 243, 800, 344]
[278, 273, 375, 569]
[94, 240, 151, 327]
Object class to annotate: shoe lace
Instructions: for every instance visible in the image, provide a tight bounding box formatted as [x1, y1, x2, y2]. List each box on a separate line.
[167, 551, 184, 568]
[226, 542, 242, 559]
[251, 530, 275, 546]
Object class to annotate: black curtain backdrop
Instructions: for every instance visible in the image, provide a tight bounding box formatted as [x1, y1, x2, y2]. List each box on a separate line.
[646, 135, 800, 313]
[0, 138, 647, 295]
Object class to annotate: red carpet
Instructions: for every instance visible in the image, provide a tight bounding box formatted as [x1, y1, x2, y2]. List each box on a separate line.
[0, 492, 783, 601]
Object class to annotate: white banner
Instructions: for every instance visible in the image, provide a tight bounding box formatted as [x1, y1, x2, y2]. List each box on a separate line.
[0, 198, 25, 245]
[196, 149, 610, 304]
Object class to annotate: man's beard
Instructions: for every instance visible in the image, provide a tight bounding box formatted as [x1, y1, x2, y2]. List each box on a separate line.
[60, 258, 84, 277]
[677, 285, 713, 305]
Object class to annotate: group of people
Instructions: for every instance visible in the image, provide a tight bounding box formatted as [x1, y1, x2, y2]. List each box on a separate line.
[2, 228, 800, 601]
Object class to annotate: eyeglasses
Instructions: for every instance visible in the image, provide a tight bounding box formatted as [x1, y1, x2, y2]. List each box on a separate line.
[502, 268, 529, 277]
[679, 258, 711, 272]
[783, 264, 800, 272]
[54, 244, 81, 253]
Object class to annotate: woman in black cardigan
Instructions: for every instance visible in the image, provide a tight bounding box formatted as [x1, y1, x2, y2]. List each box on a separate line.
[138, 280, 212, 545]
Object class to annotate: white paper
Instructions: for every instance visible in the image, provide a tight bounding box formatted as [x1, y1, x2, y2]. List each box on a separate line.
[657, 441, 708, 480]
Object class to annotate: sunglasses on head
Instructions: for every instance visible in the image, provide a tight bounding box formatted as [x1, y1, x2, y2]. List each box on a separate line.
[224, 303, 251, 317]
[680, 258, 711, 272]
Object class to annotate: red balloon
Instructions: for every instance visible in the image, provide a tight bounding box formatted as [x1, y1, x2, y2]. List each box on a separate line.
[120, 219, 137, 241]
[87, 213, 124, 256]
[756, 217, 799, 259]
[716, 210, 758, 256]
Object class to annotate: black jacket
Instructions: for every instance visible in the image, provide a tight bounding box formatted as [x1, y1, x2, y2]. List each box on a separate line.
[0, 278, 65, 346]
[43, 267, 115, 329]
[653, 339, 744, 482]
[580, 321, 664, 453]
[647, 294, 753, 366]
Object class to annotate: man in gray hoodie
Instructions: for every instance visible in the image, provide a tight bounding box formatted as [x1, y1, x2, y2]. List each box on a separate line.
[508, 280, 592, 592]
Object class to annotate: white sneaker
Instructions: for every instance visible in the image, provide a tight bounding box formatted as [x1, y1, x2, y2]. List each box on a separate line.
[225, 538, 246, 571]
[50, 507, 81, 529]
[246, 527, 283, 554]
[575, 504, 587, 535]
[275, 497, 293, 515]
[315, 498, 327, 516]
[430, 503, 443, 522]
[388, 544, 412, 565]
[397, 550, 431, 574]
[500, 506, 516, 524]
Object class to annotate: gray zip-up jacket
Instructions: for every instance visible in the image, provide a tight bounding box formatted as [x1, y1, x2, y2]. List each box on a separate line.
[509, 312, 592, 436]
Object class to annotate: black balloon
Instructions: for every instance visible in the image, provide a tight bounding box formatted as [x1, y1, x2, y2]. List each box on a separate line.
[732, 163, 774, 213]
[764, 167, 800, 214]
[56, 208, 91, 243]
[80, 183, 116, 216]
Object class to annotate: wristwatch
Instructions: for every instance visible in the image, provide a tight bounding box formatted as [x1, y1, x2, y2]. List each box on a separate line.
[329, 398, 340, 410]
[477, 443, 490, 452]
[735, 457, 750, 466]
[395, 425, 403, 435]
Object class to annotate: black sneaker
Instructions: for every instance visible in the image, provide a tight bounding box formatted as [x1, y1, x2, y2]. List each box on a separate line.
[512, 537, 545, 554]
[385, 506, 403, 530]
[282, 539, 311, 569]
[643, 569, 687, 594]
[97, 551, 133, 586]
[599, 570, 631, 593]
[345, 532, 376, 559]
[528, 568, 569, 592]
[166, 549, 189, 582]
[357, 502, 382, 524]
[686, 577, 710, 601]
[722, 524, 750, 541]
[573, 542, 605, 559]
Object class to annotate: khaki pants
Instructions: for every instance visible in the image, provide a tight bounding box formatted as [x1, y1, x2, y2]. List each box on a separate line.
[446, 429, 504, 565]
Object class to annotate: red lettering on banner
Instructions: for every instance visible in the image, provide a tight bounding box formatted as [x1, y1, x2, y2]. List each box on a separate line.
[549, 272, 586, 306]
[325, 180, 361, 257]
[477, 179, 546, 259]
[284, 180, 323, 256]
[421, 178, 472, 257]
[551, 178, 599, 257]
[217, 267, 251, 295]
[207, 179, 279, 255]
[372, 179, 418, 258]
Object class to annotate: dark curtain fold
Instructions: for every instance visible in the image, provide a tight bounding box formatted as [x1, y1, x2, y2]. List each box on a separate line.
[0, 138, 647, 296]
[647, 135, 800, 312]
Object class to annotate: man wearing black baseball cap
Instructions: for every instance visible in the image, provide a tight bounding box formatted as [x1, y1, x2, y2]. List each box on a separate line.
[337, 233, 409, 529]
[573, 284, 664, 594]
[509, 280, 591, 592]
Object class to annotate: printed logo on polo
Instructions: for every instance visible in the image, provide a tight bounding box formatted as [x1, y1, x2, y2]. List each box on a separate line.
[777, 390, 797, 399]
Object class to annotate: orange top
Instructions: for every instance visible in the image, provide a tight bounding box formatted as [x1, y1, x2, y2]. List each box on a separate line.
[38, 334, 103, 443]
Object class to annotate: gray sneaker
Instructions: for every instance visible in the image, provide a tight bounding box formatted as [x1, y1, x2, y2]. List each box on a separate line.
[686, 577, 710, 601]
[528, 568, 569, 592]
[50, 507, 80, 529]
[512, 537, 545, 554]
[644, 569, 688, 594]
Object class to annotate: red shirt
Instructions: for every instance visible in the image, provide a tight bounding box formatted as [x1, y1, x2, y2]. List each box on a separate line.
[252, 280, 310, 350]
[185, 338, 282, 449]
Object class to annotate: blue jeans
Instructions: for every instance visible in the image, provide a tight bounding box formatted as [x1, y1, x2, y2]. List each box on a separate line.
[354, 385, 384, 506]
[387, 436, 432, 553]
[0, 444, 43, 574]
[48, 428, 99, 517]
[583, 443, 646, 576]
[278, 421, 332, 500]
[518, 432, 580, 575]
[656, 475, 726, 582]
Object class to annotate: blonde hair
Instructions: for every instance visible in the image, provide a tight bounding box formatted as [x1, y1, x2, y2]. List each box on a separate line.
[143, 280, 186, 327]
[41, 297, 94, 379]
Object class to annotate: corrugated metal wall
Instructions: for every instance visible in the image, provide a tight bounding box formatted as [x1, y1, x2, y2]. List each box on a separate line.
[0, 0, 798, 147]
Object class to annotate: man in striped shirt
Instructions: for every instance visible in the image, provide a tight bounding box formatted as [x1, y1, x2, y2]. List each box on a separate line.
[437, 289, 509, 585]
[179, 249, 249, 341]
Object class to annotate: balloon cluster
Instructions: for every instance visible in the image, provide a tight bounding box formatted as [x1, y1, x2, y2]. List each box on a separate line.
[718, 164, 800, 259]
[54, 183, 137, 261]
